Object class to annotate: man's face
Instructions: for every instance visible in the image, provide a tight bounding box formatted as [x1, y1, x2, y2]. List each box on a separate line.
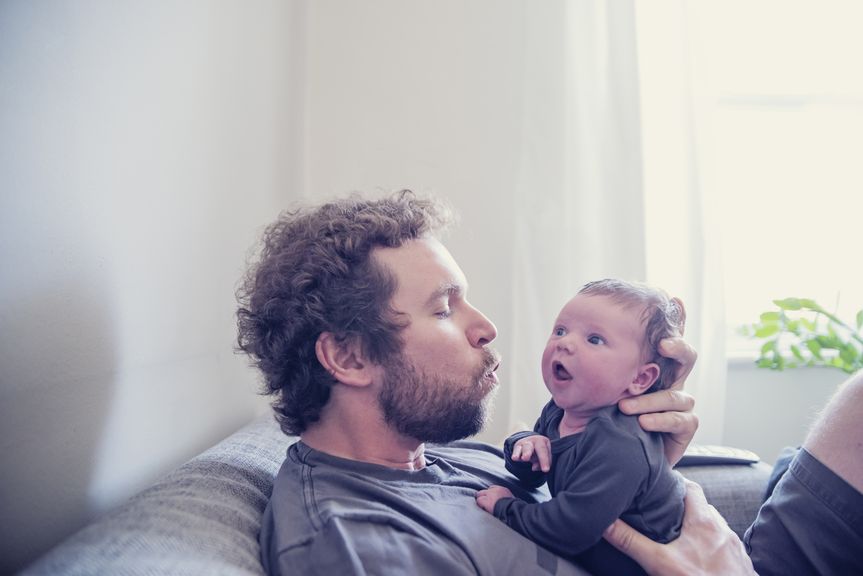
[372, 237, 500, 443]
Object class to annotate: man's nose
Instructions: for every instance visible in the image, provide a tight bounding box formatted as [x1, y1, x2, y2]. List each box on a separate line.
[467, 304, 498, 347]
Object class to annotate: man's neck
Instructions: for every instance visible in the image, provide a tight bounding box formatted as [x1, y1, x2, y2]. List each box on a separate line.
[300, 398, 428, 470]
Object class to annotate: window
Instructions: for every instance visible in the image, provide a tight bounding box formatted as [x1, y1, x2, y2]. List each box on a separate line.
[692, 1, 863, 356]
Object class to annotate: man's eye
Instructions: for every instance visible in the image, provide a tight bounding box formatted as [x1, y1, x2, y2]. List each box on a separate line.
[435, 310, 452, 319]
[587, 335, 605, 345]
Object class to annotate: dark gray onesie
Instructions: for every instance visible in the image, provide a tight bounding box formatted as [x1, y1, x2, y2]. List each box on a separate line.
[495, 402, 685, 576]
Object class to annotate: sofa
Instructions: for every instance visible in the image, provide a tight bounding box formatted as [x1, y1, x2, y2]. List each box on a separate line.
[22, 415, 773, 575]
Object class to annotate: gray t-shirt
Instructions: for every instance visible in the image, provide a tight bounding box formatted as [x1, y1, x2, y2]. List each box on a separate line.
[259, 439, 591, 575]
[496, 403, 685, 575]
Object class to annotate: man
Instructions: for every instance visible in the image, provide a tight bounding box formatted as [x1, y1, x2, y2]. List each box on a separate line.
[237, 191, 862, 575]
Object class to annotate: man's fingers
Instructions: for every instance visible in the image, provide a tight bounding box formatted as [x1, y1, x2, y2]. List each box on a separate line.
[658, 337, 697, 391]
[680, 478, 719, 524]
[637, 409, 699, 435]
[639, 411, 699, 466]
[619, 388, 695, 417]
[603, 519, 661, 573]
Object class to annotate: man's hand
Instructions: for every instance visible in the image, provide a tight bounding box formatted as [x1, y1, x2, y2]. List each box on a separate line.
[475, 485, 514, 514]
[619, 336, 698, 465]
[511, 434, 552, 472]
[603, 479, 756, 576]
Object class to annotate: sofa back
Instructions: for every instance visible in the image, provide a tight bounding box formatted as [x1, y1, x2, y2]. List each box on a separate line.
[23, 416, 293, 576]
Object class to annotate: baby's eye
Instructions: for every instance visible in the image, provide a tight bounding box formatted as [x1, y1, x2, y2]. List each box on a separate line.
[553, 327, 567, 337]
[587, 335, 606, 345]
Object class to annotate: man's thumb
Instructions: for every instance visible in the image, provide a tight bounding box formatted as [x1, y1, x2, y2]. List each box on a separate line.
[603, 519, 649, 566]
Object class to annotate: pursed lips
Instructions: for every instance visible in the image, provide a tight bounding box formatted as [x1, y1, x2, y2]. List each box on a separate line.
[481, 354, 502, 386]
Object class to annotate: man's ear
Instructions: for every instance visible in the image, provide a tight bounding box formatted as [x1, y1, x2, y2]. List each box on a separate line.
[628, 363, 660, 396]
[315, 332, 374, 388]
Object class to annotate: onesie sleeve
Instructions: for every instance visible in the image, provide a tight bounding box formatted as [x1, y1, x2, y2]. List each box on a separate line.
[501, 401, 560, 488]
[503, 431, 548, 488]
[493, 423, 649, 556]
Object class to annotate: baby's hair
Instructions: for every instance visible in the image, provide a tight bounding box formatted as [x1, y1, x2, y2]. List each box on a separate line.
[578, 279, 686, 392]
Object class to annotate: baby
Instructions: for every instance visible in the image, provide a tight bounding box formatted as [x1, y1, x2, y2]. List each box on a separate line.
[476, 279, 686, 575]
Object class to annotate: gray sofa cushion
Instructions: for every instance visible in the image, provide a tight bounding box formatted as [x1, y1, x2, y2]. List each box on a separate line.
[23, 416, 292, 576]
[677, 463, 772, 538]
[23, 415, 772, 575]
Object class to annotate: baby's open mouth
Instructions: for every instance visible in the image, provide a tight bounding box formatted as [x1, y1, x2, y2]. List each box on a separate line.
[553, 361, 572, 380]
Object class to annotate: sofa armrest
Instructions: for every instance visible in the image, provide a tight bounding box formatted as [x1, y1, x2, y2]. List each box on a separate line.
[22, 415, 294, 576]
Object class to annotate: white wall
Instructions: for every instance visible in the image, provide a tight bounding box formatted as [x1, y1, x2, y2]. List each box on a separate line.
[0, 1, 301, 571]
[723, 363, 844, 465]
[302, 0, 536, 444]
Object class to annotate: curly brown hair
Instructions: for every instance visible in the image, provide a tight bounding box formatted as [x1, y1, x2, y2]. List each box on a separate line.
[578, 279, 686, 392]
[236, 190, 452, 435]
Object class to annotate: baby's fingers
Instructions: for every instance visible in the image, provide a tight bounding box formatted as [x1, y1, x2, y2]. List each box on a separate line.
[534, 441, 552, 473]
[514, 441, 534, 462]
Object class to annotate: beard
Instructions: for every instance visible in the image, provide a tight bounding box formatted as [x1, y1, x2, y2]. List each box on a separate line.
[378, 347, 500, 444]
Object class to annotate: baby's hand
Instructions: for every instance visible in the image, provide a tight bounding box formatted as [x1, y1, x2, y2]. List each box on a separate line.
[512, 434, 552, 472]
[475, 485, 514, 513]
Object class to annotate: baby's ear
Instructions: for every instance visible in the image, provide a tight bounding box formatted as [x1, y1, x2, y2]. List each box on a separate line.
[628, 363, 660, 396]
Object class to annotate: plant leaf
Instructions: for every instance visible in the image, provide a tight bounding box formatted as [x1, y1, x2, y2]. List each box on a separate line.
[806, 339, 823, 359]
[790, 345, 804, 361]
[761, 340, 777, 355]
[857, 310, 863, 331]
[754, 324, 780, 338]
[774, 298, 802, 311]
[799, 298, 821, 311]
[840, 345, 859, 365]
[760, 311, 781, 323]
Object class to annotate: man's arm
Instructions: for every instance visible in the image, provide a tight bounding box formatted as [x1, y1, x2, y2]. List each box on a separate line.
[619, 336, 698, 466]
[602, 479, 755, 576]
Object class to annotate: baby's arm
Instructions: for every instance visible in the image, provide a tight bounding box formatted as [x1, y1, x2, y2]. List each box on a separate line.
[475, 485, 514, 513]
[503, 432, 551, 488]
[491, 430, 653, 557]
[510, 434, 552, 472]
[478, 434, 551, 515]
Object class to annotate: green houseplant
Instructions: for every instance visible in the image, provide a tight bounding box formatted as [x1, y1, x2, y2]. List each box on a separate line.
[741, 298, 863, 374]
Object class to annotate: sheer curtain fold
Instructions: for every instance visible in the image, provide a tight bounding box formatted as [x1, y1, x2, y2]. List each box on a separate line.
[507, 0, 726, 444]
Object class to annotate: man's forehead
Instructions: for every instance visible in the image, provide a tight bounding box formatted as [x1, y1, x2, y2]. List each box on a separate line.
[372, 238, 468, 302]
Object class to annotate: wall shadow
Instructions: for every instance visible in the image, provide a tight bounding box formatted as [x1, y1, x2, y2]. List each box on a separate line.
[0, 279, 116, 574]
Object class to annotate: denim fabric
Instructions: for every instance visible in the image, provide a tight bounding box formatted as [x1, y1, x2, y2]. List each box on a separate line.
[745, 447, 863, 576]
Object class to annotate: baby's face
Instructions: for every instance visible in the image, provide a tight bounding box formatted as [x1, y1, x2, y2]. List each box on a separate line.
[541, 294, 650, 414]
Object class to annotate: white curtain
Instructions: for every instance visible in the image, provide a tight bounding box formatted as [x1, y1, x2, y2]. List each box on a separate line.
[507, 0, 726, 444]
